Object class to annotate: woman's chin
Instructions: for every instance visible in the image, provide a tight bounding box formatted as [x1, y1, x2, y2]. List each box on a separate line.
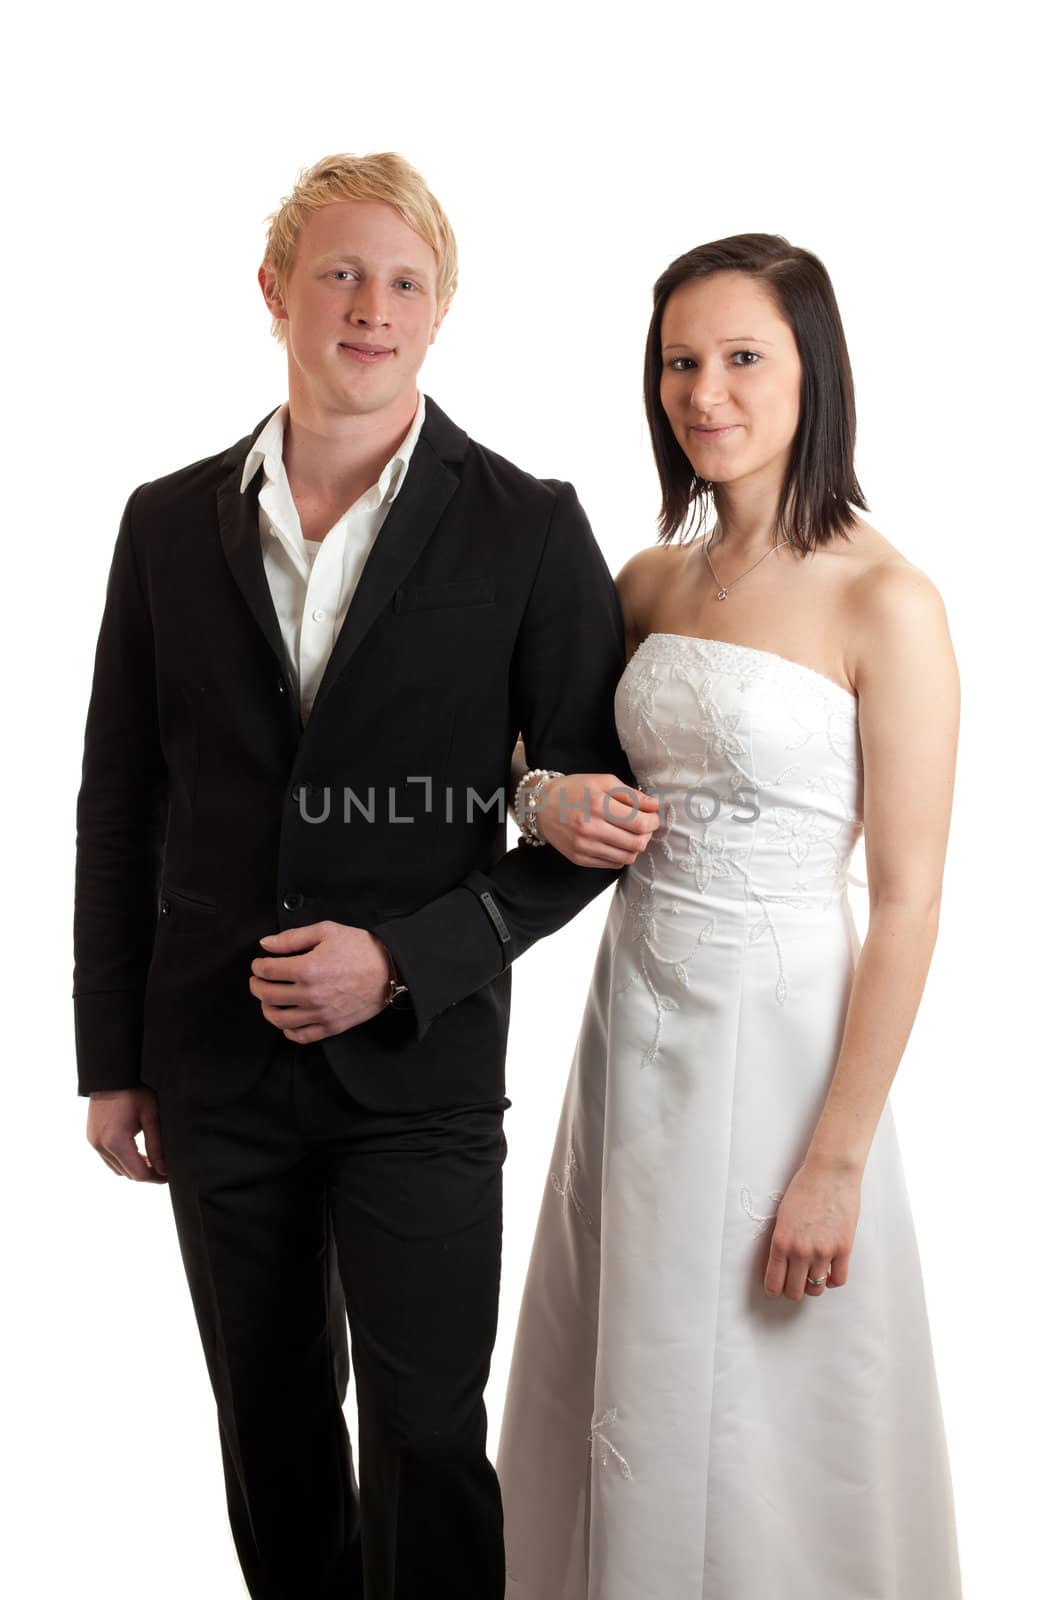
[687, 457, 731, 485]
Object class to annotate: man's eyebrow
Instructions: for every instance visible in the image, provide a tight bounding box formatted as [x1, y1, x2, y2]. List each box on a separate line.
[662, 337, 774, 351]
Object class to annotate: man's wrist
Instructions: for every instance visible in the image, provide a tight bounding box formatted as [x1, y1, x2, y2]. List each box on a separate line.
[376, 937, 411, 1010]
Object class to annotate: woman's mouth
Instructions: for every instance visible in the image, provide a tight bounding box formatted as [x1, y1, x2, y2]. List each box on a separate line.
[690, 424, 740, 441]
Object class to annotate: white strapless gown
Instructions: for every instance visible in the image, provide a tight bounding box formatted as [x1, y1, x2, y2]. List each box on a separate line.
[497, 633, 961, 1600]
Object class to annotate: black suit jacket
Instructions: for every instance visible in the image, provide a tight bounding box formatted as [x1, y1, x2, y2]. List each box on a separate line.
[73, 395, 632, 1110]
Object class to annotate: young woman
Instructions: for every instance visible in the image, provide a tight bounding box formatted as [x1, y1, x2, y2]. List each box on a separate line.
[497, 235, 962, 1598]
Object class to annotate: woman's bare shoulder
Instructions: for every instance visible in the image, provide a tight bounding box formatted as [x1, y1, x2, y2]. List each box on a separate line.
[842, 518, 944, 610]
[615, 542, 688, 630]
[841, 521, 953, 690]
[615, 540, 686, 590]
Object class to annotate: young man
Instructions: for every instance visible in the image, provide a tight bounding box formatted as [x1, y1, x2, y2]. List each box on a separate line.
[74, 152, 641, 1599]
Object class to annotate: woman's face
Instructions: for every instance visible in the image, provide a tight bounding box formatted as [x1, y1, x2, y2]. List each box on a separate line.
[659, 271, 803, 491]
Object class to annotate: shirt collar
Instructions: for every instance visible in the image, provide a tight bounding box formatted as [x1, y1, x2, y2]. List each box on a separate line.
[240, 391, 427, 505]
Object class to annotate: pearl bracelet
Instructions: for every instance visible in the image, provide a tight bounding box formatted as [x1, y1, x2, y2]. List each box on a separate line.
[513, 767, 565, 847]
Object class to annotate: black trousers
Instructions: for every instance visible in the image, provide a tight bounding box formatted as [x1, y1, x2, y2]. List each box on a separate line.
[157, 1036, 509, 1599]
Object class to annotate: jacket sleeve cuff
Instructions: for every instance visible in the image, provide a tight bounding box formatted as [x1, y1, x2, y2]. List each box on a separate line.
[372, 881, 510, 1043]
[73, 992, 145, 1095]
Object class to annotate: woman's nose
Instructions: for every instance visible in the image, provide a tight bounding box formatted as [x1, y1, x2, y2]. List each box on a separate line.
[689, 366, 729, 410]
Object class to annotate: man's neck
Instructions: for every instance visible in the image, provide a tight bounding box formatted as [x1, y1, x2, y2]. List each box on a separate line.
[282, 387, 420, 509]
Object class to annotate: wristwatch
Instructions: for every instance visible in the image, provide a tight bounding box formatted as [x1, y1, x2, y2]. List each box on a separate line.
[381, 944, 411, 1010]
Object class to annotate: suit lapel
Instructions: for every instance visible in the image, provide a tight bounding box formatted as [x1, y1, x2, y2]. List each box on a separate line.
[216, 414, 291, 677]
[214, 395, 469, 721]
[308, 397, 467, 718]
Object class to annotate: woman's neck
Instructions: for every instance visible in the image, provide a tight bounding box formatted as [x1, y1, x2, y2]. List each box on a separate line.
[707, 514, 790, 563]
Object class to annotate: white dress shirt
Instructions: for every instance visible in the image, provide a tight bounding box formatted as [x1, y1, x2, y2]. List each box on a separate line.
[240, 393, 427, 719]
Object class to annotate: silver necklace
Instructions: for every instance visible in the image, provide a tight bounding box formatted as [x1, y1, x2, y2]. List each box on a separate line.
[704, 528, 792, 600]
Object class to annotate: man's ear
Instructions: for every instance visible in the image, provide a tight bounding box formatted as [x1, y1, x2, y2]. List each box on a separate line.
[428, 297, 452, 346]
[258, 261, 287, 321]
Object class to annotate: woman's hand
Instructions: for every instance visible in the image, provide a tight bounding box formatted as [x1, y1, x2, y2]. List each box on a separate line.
[531, 772, 661, 867]
[763, 1155, 862, 1301]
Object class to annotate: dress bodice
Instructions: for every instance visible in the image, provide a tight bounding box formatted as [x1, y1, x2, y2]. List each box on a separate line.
[614, 632, 864, 917]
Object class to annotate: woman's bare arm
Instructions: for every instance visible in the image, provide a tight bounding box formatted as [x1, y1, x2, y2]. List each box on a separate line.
[806, 560, 960, 1176]
[762, 558, 959, 1299]
[510, 735, 528, 789]
[616, 545, 664, 665]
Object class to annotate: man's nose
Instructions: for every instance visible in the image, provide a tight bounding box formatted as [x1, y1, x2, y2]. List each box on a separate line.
[348, 284, 391, 325]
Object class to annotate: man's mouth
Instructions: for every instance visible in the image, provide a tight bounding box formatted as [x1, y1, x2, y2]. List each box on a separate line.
[339, 343, 395, 365]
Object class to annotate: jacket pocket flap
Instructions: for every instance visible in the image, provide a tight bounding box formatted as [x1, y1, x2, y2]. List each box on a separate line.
[394, 578, 495, 613]
[160, 884, 219, 911]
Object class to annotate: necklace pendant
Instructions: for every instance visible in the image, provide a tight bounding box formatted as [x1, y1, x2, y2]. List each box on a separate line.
[716, 587, 729, 600]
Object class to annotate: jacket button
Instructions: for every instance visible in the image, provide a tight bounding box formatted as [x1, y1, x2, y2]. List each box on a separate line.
[277, 679, 287, 695]
[282, 890, 304, 911]
[160, 899, 171, 916]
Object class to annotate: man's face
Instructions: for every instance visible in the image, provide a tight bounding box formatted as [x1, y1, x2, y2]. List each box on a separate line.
[261, 198, 448, 418]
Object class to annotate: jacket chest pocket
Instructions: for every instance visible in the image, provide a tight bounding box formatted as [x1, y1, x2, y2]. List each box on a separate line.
[393, 577, 495, 613]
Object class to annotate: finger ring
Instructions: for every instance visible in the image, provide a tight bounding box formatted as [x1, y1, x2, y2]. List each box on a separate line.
[807, 1272, 828, 1286]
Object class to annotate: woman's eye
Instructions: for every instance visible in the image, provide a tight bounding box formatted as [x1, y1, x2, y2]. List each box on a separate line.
[665, 351, 761, 372]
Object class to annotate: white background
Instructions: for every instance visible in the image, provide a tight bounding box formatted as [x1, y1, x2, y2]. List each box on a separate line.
[4, 3, 1046, 1595]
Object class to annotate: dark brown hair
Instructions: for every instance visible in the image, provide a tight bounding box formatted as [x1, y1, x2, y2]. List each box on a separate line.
[644, 233, 868, 551]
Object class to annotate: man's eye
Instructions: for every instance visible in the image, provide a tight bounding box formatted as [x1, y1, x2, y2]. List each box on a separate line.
[395, 280, 418, 292]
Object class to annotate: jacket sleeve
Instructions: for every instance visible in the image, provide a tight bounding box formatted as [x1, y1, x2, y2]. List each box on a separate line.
[373, 480, 634, 1041]
[72, 484, 167, 1094]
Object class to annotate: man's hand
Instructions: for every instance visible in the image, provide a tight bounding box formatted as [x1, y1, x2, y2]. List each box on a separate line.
[86, 1088, 167, 1182]
[249, 921, 391, 1043]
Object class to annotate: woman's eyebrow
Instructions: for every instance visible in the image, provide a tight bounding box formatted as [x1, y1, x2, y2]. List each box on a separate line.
[662, 336, 774, 350]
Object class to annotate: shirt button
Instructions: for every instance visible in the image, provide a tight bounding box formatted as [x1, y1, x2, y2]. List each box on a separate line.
[160, 899, 171, 916]
[282, 890, 305, 911]
[312, 608, 325, 622]
[277, 679, 287, 695]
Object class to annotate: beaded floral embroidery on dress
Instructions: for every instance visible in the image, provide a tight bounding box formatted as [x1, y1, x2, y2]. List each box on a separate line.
[550, 1145, 595, 1231]
[589, 1408, 633, 1481]
[740, 1185, 786, 1239]
[613, 846, 715, 1066]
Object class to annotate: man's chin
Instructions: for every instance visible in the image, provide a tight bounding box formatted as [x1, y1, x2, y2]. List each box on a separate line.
[294, 361, 419, 420]
[331, 368, 416, 414]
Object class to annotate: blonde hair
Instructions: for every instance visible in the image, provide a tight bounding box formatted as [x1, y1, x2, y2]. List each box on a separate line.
[262, 151, 459, 346]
